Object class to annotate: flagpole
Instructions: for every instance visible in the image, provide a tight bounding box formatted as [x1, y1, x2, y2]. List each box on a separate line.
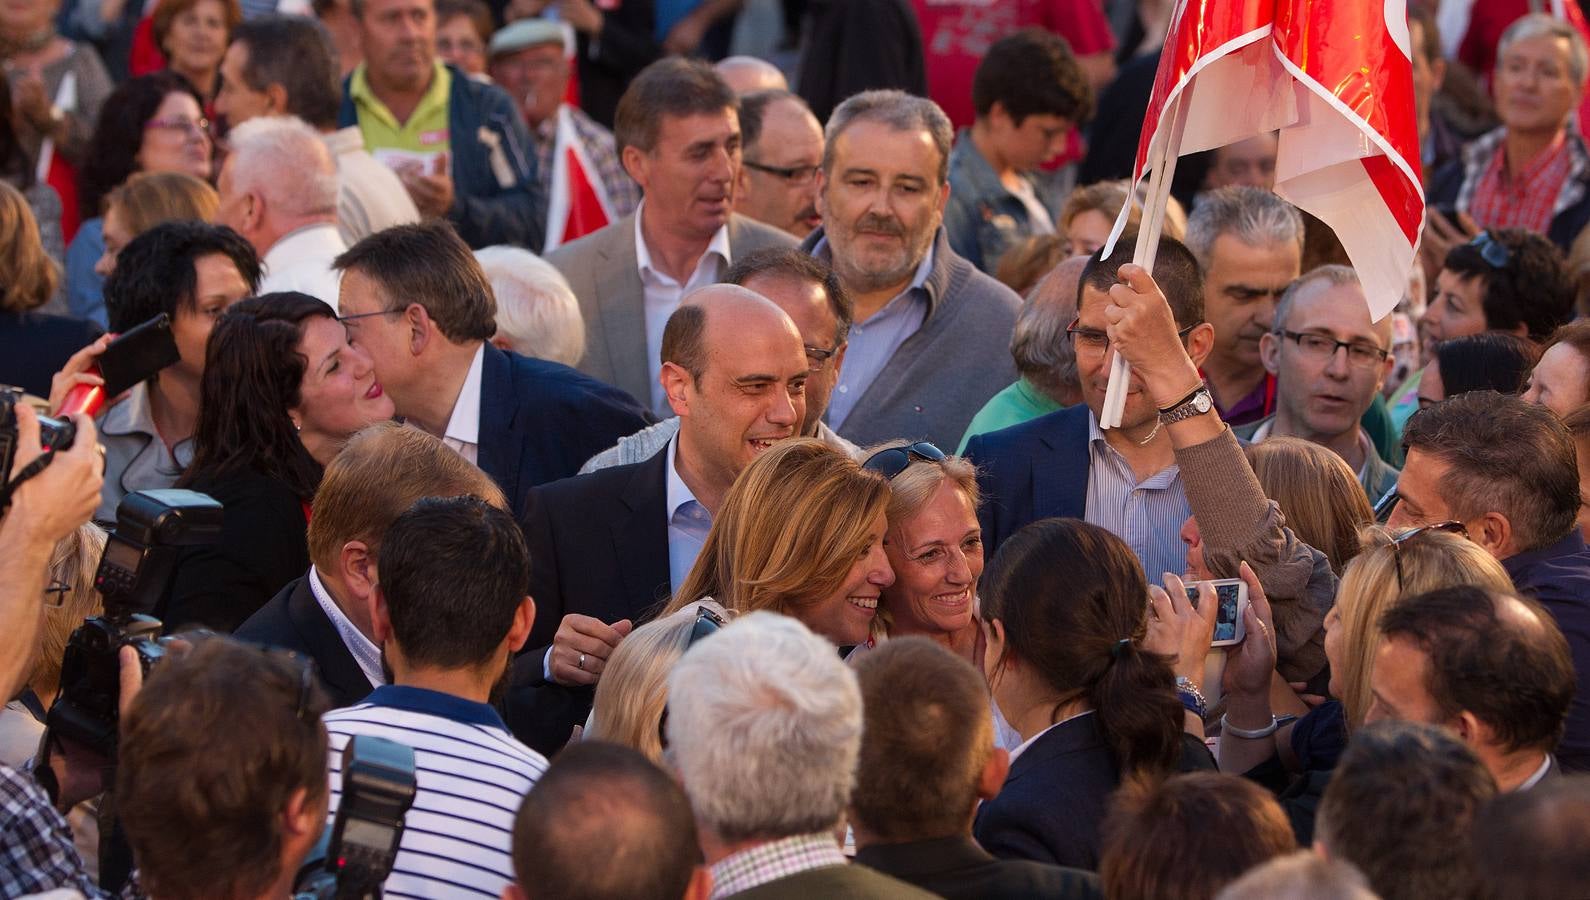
[1101, 90, 1188, 429]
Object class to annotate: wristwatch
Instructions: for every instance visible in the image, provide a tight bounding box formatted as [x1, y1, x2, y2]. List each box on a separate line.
[1158, 384, 1213, 425]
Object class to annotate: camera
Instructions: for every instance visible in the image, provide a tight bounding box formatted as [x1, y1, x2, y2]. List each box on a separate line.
[0, 387, 77, 513]
[296, 735, 417, 900]
[1186, 578, 1250, 647]
[46, 490, 223, 757]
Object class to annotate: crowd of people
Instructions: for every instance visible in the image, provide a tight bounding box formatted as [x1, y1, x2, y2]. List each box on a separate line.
[3, 0, 1590, 898]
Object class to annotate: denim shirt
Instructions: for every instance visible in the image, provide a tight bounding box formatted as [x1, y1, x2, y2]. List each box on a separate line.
[943, 129, 1066, 274]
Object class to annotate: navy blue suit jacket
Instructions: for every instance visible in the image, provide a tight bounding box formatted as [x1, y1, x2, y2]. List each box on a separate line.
[962, 404, 1092, 558]
[475, 344, 652, 517]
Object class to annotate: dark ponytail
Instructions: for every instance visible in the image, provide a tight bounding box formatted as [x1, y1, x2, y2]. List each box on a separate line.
[982, 518, 1183, 782]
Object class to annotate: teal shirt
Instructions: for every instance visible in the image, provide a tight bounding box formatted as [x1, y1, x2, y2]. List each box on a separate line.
[956, 378, 1063, 454]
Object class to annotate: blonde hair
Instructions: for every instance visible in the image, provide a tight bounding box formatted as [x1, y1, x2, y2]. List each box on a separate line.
[665, 439, 891, 626]
[0, 182, 60, 313]
[870, 445, 979, 637]
[1332, 528, 1513, 728]
[1059, 180, 1187, 246]
[35, 523, 109, 701]
[1246, 438, 1374, 573]
[106, 171, 220, 236]
[586, 600, 731, 763]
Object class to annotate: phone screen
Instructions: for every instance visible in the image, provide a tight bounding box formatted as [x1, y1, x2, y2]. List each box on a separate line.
[1187, 582, 1244, 642]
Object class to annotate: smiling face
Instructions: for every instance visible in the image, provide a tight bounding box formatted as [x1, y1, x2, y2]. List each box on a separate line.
[881, 479, 983, 638]
[800, 509, 894, 646]
[625, 109, 741, 242]
[1074, 283, 1161, 430]
[291, 316, 396, 450]
[817, 119, 948, 294]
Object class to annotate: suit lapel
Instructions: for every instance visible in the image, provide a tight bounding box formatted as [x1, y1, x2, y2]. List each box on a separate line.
[475, 346, 524, 509]
[1032, 406, 1093, 521]
[595, 217, 650, 402]
[285, 576, 374, 704]
[611, 449, 672, 620]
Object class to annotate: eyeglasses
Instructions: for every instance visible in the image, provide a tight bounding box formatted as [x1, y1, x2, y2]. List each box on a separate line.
[743, 160, 821, 185]
[1390, 521, 1469, 590]
[1276, 330, 1390, 368]
[1468, 231, 1512, 269]
[338, 309, 404, 325]
[803, 343, 839, 371]
[658, 606, 728, 750]
[862, 441, 946, 480]
[1066, 317, 1197, 353]
[43, 579, 71, 608]
[144, 116, 209, 138]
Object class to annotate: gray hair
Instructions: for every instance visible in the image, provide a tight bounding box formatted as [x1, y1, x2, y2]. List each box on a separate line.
[822, 90, 954, 186]
[1500, 12, 1589, 88]
[1010, 264, 1080, 400]
[224, 115, 338, 220]
[1184, 185, 1304, 271]
[1216, 852, 1377, 900]
[666, 611, 862, 842]
[473, 245, 585, 367]
[1271, 264, 1361, 335]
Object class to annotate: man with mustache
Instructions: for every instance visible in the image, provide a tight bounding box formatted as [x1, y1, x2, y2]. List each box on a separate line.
[1183, 186, 1304, 426]
[548, 58, 797, 416]
[734, 89, 826, 240]
[338, 0, 545, 249]
[802, 89, 1022, 451]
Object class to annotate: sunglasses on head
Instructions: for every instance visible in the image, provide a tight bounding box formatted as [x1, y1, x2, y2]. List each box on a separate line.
[861, 442, 946, 480]
[1468, 231, 1512, 269]
[658, 606, 727, 751]
[1391, 521, 1469, 591]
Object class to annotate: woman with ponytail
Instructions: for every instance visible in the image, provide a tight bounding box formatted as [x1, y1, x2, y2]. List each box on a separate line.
[972, 518, 1217, 870]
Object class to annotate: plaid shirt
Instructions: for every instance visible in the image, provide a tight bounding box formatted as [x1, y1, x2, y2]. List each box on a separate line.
[709, 833, 849, 899]
[532, 104, 642, 221]
[1458, 127, 1589, 236]
[0, 764, 103, 899]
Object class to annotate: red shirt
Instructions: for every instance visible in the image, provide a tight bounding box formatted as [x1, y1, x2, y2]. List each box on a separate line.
[911, 0, 1115, 129]
[1468, 132, 1573, 235]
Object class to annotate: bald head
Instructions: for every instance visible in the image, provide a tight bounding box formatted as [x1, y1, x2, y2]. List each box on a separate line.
[715, 55, 788, 94]
[1011, 254, 1090, 405]
[663, 284, 803, 384]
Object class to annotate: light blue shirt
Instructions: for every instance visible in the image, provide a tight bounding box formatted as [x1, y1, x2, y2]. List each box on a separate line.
[665, 434, 713, 593]
[1083, 411, 1192, 581]
[820, 239, 933, 430]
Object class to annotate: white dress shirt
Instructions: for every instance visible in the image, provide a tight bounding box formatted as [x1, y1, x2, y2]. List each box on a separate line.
[259, 223, 348, 309]
[441, 344, 485, 465]
[307, 565, 384, 689]
[635, 201, 731, 415]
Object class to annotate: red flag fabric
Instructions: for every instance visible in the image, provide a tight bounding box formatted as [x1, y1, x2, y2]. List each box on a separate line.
[38, 71, 82, 243]
[542, 105, 614, 254]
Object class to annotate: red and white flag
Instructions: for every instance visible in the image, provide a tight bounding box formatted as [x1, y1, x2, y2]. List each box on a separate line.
[37, 71, 81, 244]
[542, 104, 614, 254]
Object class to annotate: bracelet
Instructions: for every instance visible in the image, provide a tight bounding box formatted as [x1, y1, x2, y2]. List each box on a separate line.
[1220, 712, 1280, 739]
[1175, 676, 1207, 718]
[1155, 381, 1207, 414]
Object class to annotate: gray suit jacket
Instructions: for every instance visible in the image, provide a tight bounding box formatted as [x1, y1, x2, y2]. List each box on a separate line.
[546, 211, 797, 405]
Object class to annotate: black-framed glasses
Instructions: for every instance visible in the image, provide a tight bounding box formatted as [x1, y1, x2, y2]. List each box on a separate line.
[1066, 317, 1197, 352]
[1276, 330, 1390, 368]
[743, 160, 821, 185]
[803, 343, 839, 371]
[1468, 231, 1512, 269]
[862, 441, 946, 480]
[1391, 521, 1469, 590]
[43, 579, 71, 608]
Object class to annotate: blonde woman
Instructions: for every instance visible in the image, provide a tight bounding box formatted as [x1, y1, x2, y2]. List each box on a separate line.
[665, 438, 894, 647]
[1245, 438, 1375, 574]
[585, 600, 730, 763]
[94, 171, 219, 279]
[1058, 179, 1188, 259]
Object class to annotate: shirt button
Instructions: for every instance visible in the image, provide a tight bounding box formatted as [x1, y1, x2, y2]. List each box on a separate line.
[838, 385, 849, 393]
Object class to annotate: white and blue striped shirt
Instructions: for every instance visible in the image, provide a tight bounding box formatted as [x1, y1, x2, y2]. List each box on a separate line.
[1083, 412, 1193, 582]
[322, 685, 549, 899]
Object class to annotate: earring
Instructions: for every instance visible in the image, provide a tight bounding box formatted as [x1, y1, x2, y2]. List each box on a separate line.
[291, 419, 301, 433]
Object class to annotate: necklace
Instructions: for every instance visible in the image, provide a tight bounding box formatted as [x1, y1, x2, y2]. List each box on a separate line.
[1134, 418, 1163, 446]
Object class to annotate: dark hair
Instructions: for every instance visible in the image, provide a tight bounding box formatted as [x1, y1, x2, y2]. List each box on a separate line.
[737, 89, 802, 152]
[659, 303, 708, 381]
[435, 0, 491, 44]
[1316, 721, 1495, 900]
[118, 636, 330, 900]
[972, 27, 1093, 125]
[613, 57, 736, 156]
[511, 741, 700, 900]
[1379, 586, 1575, 755]
[1402, 390, 1580, 551]
[103, 220, 260, 333]
[332, 221, 496, 342]
[231, 16, 342, 130]
[1443, 229, 1574, 340]
[1099, 772, 1297, 900]
[981, 518, 1184, 782]
[851, 637, 993, 841]
[1081, 235, 1204, 327]
[379, 495, 530, 669]
[80, 71, 206, 220]
[152, 0, 242, 59]
[179, 293, 333, 501]
[1470, 775, 1590, 900]
[1432, 332, 1539, 397]
[725, 246, 853, 344]
[1408, 4, 1443, 67]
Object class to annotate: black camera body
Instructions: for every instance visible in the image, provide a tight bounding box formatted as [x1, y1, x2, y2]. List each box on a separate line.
[0, 387, 76, 512]
[47, 490, 223, 757]
[295, 735, 417, 900]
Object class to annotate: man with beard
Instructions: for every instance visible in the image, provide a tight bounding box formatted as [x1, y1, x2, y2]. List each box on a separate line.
[337, 0, 544, 249]
[548, 58, 796, 416]
[803, 89, 1021, 450]
[734, 90, 825, 240]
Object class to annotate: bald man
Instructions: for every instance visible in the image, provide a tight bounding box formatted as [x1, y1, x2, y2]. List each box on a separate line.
[958, 255, 1090, 451]
[509, 284, 808, 755]
[715, 55, 788, 94]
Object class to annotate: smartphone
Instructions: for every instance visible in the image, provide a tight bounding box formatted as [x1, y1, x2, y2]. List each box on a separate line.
[1186, 578, 1249, 647]
[98, 313, 181, 397]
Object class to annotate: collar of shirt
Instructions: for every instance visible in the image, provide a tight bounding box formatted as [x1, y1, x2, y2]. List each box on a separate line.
[1085, 410, 1179, 485]
[634, 198, 733, 287]
[666, 432, 702, 521]
[265, 222, 345, 269]
[360, 683, 508, 729]
[666, 434, 713, 591]
[1216, 372, 1276, 426]
[709, 833, 849, 900]
[349, 60, 451, 136]
[1008, 709, 1096, 764]
[811, 233, 936, 322]
[308, 565, 384, 689]
[443, 343, 486, 461]
[1519, 754, 1554, 792]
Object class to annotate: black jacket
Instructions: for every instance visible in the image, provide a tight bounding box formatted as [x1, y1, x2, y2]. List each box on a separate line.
[504, 448, 670, 755]
[795, 0, 926, 124]
[573, 0, 660, 129]
[854, 835, 1101, 900]
[0, 309, 101, 400]
[234, 573, 376, 710]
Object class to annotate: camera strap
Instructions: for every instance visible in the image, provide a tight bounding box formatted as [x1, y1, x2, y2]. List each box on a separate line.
[0, 446, 61, 511]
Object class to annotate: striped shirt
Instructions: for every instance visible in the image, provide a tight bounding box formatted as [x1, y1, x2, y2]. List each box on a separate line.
[322, 686, 549, 900]
[1083, 412, 1192, 581]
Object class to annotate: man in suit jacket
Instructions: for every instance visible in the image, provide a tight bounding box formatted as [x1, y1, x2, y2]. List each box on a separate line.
[804, 89, 1021, 451]
[507, 285, 811, 754]
[333, 222, 651, 516]
[547, 58, 796, 417]
[851, 638, 1102, 900]
[235, 422, 509, 708]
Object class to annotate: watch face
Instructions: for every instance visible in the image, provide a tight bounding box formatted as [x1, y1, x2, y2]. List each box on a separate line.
[1192, 393, 1212, 413]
